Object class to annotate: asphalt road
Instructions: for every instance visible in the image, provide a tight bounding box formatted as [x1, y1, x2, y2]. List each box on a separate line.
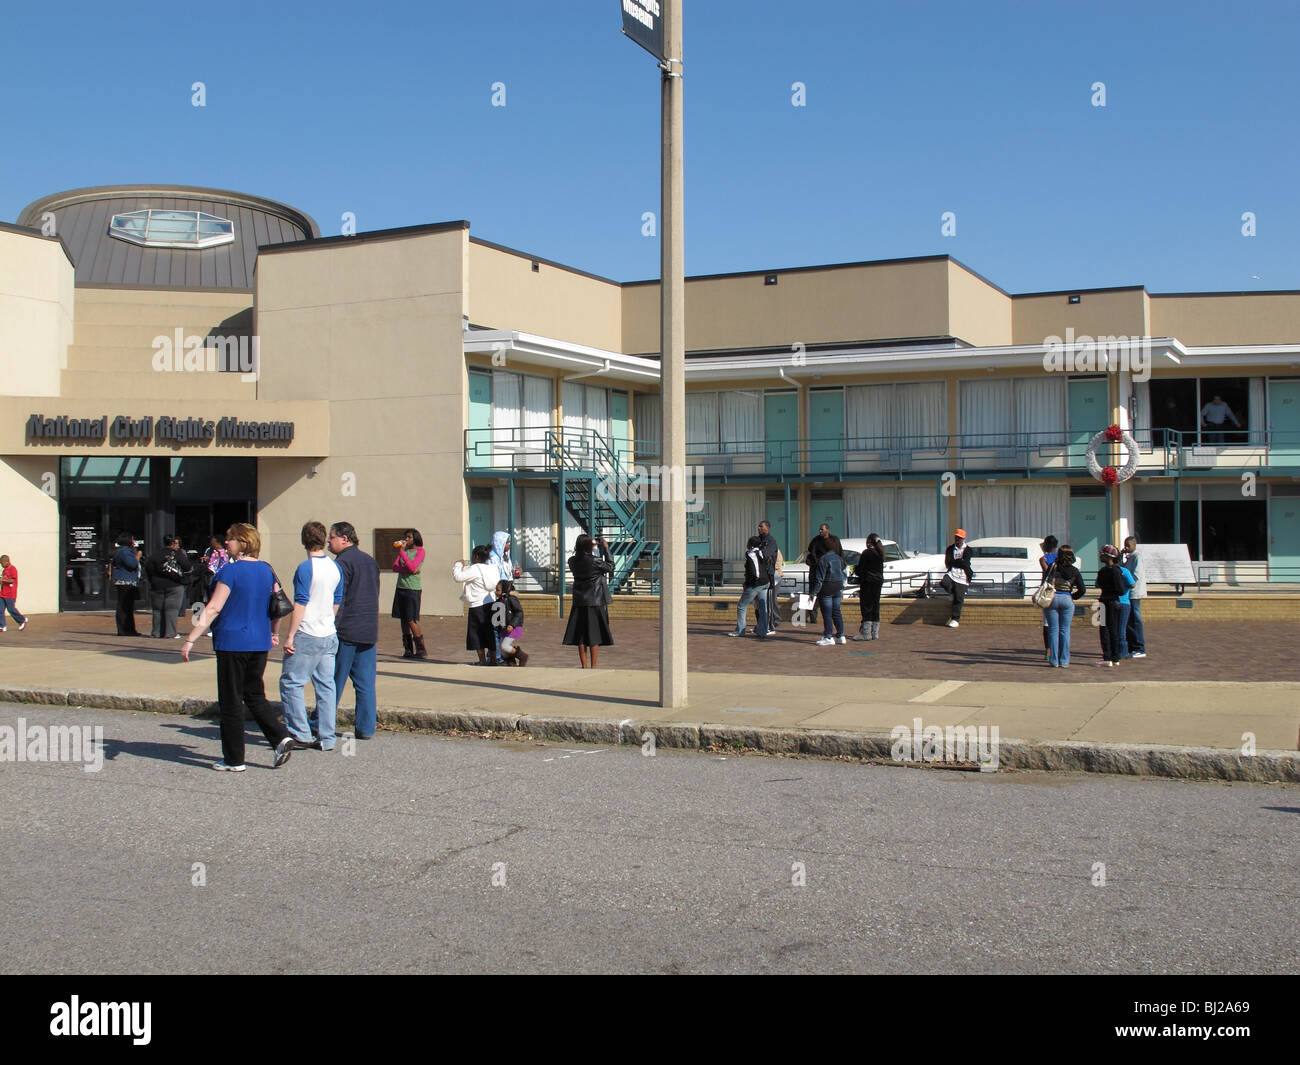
[1, 702, 1297, 975]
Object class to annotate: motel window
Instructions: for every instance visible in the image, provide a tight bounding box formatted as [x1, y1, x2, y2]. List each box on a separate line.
[958, 378, 1067, 447]
[846, 381, 946, 450]
[1144, 377, 1258, 445]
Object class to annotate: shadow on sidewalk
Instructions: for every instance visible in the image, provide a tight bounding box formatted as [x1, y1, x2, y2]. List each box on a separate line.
[374, 668, 660, 709]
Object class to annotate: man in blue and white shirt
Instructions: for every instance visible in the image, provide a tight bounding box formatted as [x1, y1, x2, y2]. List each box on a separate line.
[279, 521, 345, 751]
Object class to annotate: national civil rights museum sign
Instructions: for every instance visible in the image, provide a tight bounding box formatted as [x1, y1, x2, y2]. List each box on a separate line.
[25, 413, 295, 446]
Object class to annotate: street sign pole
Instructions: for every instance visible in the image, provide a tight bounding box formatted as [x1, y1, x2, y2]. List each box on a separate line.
[658, 0, 686, 709]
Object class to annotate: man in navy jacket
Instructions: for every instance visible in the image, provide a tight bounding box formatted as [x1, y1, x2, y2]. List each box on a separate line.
[328, 521, 381, 739]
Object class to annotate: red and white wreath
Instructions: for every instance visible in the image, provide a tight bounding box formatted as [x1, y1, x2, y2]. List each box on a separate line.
[1085, 424, 1140, 486]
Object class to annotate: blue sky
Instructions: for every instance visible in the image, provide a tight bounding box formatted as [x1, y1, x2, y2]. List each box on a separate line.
[2, 0, 1297, 293]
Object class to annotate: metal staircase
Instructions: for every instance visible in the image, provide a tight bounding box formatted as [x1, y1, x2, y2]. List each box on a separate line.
[550, 428, 658, 594]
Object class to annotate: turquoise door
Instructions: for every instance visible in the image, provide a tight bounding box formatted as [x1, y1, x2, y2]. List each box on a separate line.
[1268, 380, 1300, 467]
[1268, 494, 1300, 580]
[1069, 497, 1106, 578]
[809, 499, 845, 548]
[765, 391, 798, 474]
[1068, 377, 1109, 465]
[469, 497, 493, 556]
[468, 371, 493, 468]
[610, 390, 630, 468]
[809, 388, 844, 475]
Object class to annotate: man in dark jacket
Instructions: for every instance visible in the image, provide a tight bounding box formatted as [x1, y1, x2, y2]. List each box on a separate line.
[757, 520, 780, 629]
[329, 521, 380, 739]
[943, 529, 974, 628]
[145, 534, 192, 639]
[730, 536, 771, 637]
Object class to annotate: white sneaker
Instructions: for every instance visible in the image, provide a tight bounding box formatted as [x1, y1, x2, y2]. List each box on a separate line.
[837, 636, 847, 644]
[1131, 652, 1146, 659]
[212, 761, 246, 772]
[815, 636, 835, 646]
[946, 620, 959, 628]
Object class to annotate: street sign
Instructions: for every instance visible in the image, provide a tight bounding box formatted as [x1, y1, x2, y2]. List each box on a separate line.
[620, 0, 666, 62]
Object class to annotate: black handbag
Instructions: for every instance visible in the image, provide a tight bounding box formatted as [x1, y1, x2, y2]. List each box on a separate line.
[268, 568, 293, 619]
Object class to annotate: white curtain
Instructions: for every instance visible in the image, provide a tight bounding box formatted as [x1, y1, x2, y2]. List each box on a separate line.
[720, 391, 763, 453]
[585, 385, 608, 440]
[687, 392, 720, 453]
[960, 380, 1014, 446]
[491, 372, 521, 468]
[897, 381, 947, 449]
[846, 385, 893, 449]
[635, 392, 661, 460]
[1132, 380, 1152, 449]
[521, 487, 553, 591]
[845, 487, 895, 540]
[960, 485, 1014, 539]
[706, 488, 763, 562]
[523, 374, 551, 453]
[1014, 377, 1066, 446]
[1013, 485, 1068, 540]
[898, 487, 939, 554]
[562, 381, 585, 434]
[1249, 377, 1266, 444]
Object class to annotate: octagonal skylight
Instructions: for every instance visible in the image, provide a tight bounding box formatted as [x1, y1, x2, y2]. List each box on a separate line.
[108, 209, 235, 249]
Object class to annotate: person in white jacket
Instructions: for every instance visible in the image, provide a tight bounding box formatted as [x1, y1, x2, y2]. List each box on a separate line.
[453, 544, 500, 665]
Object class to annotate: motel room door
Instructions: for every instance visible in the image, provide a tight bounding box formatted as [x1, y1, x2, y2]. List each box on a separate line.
[765, 391, 798, 475]
[1268, 490, 1300, 580]
[1068, 494, 1106, 577]
[1268, 379, 1300, 466]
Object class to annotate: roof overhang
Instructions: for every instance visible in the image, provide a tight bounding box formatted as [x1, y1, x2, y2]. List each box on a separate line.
[464, 332, 1300, 386]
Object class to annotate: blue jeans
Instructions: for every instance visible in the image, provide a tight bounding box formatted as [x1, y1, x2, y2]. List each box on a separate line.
[1045, 592, 1074, 666]
[735, 585, 769, 636]
[1115, 601, 1132, 659]
[280, 631, 339, 748]
[1126, 598, 1145, 654]
[334, 639, 377, 738]
[819, 595, 844, 638]
[0, 597, 25, 626]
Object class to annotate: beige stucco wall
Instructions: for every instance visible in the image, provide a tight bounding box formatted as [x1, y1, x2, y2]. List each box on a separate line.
[946, 262, 1012, 347]
[0, 229, 73, 397]
[467, 241, 623, 350]
[61, 287, 258, 400]
[255, 227, 470, 614]
[1150, 294, 1300, 346]
[622, 258, 953, 355]
[0, 457, 60, 614]
[1012, 288, 1149, 346]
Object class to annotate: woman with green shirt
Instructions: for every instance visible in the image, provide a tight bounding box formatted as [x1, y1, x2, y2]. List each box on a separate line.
[391, 528, 426, 658]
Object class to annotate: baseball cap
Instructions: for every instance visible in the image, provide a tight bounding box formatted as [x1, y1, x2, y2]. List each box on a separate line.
[1100, 544, 1119, 559]
[954, 529, 967, 539]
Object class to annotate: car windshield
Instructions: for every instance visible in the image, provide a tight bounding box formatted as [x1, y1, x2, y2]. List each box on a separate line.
[884, 544, 904, 561]
[975, 547, 1029, 559]
[844, 551, 860, 565]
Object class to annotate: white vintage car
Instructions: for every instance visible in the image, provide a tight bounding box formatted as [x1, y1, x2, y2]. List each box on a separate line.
[778, 538, 915, 599]
[901, 537, 1048, 599]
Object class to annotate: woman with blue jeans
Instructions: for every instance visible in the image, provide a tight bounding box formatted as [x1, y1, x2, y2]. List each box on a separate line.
[279, 521, 345, 752]
[810, 547, 847, 645]
[1042, 546, 1085, 667]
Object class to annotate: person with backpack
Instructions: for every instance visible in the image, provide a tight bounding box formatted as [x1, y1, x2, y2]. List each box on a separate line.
[729, 535, 771, 638]
[145, 534, 192, 639]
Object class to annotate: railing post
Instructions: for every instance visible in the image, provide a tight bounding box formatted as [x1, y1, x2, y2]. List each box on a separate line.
[558, 467, 566, 618]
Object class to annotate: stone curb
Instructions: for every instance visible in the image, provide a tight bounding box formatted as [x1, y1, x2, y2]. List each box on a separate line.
[3, 686, 1297, 784]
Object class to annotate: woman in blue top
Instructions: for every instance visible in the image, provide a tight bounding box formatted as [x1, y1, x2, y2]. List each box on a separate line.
[181, 523, 294, 772]
[1038, 535, 1059, 661]
[110, 532, 142, 636]
[1095, 544, 1136, 667]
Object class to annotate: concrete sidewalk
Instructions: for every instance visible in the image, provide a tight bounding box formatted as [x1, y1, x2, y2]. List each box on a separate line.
[1, 640, 1297, 782]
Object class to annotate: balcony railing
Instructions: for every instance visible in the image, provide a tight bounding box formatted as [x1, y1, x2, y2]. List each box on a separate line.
[469, 427, 1300, 479]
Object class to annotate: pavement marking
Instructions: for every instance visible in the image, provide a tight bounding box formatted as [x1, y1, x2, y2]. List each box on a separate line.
[909, 680, 968, 704]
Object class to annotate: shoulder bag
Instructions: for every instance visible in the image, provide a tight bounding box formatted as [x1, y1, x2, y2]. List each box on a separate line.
[268, 565, 294, 619]
[1032, 563, 1057, 608]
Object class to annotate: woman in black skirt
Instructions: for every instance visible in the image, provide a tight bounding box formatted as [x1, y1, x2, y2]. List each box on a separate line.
[563, 533, 614, 668]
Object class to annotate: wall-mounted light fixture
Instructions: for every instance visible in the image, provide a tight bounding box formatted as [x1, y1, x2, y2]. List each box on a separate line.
[531, 260, 540, 272]
[1068, 295, 1081, 305]
[764, 274, 778, 285]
